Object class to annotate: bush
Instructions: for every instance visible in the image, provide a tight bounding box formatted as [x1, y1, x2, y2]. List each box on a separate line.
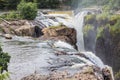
[0, 11, 21, 20]
[17, 0, 37, 20]
[0, 46, 11, 73]
[0, 45, 10, 80]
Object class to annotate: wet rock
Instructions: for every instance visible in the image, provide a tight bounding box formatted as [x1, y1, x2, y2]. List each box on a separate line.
[41, 26, 76, 47]
[15, 21, 34, 36]
[95, 27, 120, 75]
[0, 20, 43, 37]
[21, 66, 104, 80]
[4, 34, 12, 39]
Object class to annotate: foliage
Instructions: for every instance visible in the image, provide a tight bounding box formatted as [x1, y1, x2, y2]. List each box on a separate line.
[109, 19, 120, 35]
[0, 69, 9, 80]
[0, 0, 21, 10]
[96, 27, 104, 39]
[83, 24, 93, 36]
[17, 0, 37, 20]
[0, 0, 120, 11]
[115, 70, 120, 79]
[109, 14, 120, 22]
[85, 14, 95, 23]
[0, 46, 11, 73]
[96, 12, 109, 21]
[0, 44, 10, 80]
[0, 11, 21, 20]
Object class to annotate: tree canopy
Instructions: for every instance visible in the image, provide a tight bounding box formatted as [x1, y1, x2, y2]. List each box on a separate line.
[0, 0, 119, 10]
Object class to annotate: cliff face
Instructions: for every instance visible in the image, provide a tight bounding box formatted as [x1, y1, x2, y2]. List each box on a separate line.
[84, 13, 120, 79]
[96, 28, 120, 72]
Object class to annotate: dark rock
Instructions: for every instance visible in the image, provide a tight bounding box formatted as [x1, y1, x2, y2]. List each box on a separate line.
[95, 27, 120, 77]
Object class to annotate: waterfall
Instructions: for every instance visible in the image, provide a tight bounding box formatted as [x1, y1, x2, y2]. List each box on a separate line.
[74, 11, 88, 52]
[73, 11, 105, 69]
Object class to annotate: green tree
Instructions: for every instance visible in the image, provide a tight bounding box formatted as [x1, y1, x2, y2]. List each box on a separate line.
[17, 0, 38, 20]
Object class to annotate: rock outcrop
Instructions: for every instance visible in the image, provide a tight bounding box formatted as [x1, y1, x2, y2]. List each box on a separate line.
[40, 26, 76, 47]
[84, 13, 120, 79]
[4, 34, 12, 39]
[0, 20, 43, 37]
[95, 27, 120, 79]
[22, 66, 104, 80]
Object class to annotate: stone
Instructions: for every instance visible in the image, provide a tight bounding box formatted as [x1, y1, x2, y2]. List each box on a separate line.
[41, 26, 76, 47]
[4, 34, 12, 39]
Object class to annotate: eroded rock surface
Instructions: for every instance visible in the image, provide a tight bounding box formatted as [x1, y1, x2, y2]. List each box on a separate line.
[41, 26, 76, 47]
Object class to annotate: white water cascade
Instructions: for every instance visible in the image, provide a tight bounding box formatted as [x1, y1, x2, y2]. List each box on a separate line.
[73, 11, 105, 68]
[74, 11, 88, 52]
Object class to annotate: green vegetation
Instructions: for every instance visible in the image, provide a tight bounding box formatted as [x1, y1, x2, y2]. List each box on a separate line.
[109, 20, 120, 36]
[96, 27, 104, 39]
[0, 44, 11, 80]
[96, 12, 109, 21]
[85, 14, 95, 23]
[115, 70, 120, 79]
[0, 0, 67, 10]
[83, 24, 93, 36]
[0, 0, 38, 20]
[17, 0, 37, 20]
[0, 11, 21, 20]
[0, 0, 119, 11]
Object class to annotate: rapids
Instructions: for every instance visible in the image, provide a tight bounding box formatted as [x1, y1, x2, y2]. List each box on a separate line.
[0, 10, 114, 80]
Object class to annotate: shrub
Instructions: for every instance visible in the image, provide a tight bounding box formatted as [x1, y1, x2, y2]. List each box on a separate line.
[0, 46, 11, 73]
[0, 45, 10, 80]
[0, 11, 21, 20]
[17, 0, 38, 20]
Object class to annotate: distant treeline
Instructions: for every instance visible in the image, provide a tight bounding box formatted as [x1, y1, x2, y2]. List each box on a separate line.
[74, 0, 120, 10]
[0, 0, 73, 10]
[0, 0, 119, 10]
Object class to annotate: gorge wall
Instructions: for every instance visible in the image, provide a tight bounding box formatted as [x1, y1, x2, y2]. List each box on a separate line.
[84, 13, 120, 79]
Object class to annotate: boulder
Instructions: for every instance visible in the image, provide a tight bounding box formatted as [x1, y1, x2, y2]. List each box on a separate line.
[41, 26, 76, 47]
[4, 34, 12, 39]
[15, 22, 34, 36]
[0, 20, 42, 37]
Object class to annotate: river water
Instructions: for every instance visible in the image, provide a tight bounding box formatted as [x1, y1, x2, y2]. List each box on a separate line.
[0, 36, 53, 80]
[0, 36, 79, 80]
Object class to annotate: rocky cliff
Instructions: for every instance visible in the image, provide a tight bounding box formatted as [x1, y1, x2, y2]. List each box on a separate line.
[84, 13, 120, 79]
